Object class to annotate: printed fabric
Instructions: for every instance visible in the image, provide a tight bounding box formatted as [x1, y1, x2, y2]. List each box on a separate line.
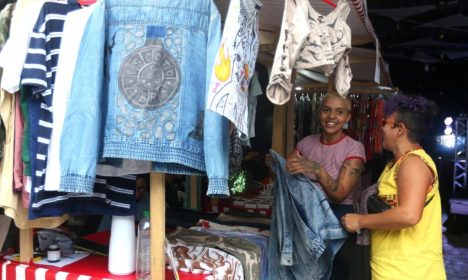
[192, 227, 269, 280]
[267, 0, 352, 105]
[167, 240, 244, 280]
[371, 149, 446, 280]
[268, 150, 347, 280]
[206, 0, 262, 136]
[168, 227, 261, 280]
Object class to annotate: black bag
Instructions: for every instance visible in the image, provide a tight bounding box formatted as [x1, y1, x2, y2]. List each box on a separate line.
[367, 194, 391, 214]
[367, 194, 434, 214]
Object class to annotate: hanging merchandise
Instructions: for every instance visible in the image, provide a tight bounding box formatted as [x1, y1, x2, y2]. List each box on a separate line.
[206, 0, 262, 136]
[57, 0, 231, 197]
[204, 0, 262, 197]
[267, 0, 352, 105]
[45, 4, 96, 192]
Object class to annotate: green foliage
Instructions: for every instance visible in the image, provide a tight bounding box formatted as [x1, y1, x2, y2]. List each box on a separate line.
[229, 169, 247, 194]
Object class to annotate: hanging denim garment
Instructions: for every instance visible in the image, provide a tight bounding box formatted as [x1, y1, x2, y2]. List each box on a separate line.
[59, 0, 229, 196]
[268, 150, 347, 279]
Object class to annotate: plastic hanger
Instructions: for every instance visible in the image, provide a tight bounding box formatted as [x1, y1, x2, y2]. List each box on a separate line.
[322, 0, 337, 8]
[78, 0, 96, 6]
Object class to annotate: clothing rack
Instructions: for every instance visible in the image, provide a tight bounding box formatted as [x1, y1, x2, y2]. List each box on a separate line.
[297, 81, 399, 95]
[18, 173, 167, 279]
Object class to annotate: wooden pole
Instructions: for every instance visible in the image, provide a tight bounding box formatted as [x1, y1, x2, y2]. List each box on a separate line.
[150, 172, 165, 280]
[271, 104, 286, 157]
[189, 176, 198, 210]
[285, 96, 295, 156]
[19, 228, 33, 262]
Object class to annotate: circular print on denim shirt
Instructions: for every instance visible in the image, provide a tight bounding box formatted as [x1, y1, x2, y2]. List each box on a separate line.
[119, 39, 181, 109]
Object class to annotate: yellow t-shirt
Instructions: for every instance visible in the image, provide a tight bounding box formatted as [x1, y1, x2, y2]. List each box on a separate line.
[370, 149, 446, 280]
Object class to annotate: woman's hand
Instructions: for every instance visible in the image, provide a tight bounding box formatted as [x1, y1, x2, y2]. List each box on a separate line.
[286, 150, 321, 176]
[341, 213, 362, 233]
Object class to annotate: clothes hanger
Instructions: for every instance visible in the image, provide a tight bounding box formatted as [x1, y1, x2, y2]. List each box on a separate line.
[77, 0, 96, 6]
[322, 0, 337, 8]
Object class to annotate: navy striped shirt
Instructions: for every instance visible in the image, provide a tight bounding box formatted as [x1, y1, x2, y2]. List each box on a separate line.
[29, 174, 137, 218]
[21, 1, 80, 217]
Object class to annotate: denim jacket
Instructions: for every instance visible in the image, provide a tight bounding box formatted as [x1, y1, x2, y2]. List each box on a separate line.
[268, 150, 347, 279]
[60, 0, 229, 195]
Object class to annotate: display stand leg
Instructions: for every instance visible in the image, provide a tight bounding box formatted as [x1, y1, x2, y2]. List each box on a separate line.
[150, 172, 165, 280]
[19, 228, 33, 262]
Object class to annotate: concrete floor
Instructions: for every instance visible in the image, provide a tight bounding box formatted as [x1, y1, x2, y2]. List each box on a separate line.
[443, 230, 468, 280]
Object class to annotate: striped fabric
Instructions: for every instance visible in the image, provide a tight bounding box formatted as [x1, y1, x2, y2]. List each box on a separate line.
[0, 260, 114, 280]
[297, 134, 366, 180]
[296, 134, 366, 205]
[28, 174, 137, 219]
[350, 0, 378, 44]
[20, 1, 79, 217]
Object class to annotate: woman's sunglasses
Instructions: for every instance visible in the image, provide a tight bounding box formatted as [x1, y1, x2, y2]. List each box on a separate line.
[381, 118, 400, 128]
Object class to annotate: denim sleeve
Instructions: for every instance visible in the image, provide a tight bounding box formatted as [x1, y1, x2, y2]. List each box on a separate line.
[204, 2, 230, 197]
[59, 0, 106, 193]
[270, 150, 295, 266]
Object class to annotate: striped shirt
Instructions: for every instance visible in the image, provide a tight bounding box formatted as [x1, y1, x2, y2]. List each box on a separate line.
[29, 174, 137, 219]
[20, 2, 81, 218]
[296, 134, 366, 205]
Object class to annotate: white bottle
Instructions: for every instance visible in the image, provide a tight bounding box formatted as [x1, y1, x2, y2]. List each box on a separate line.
[108, 215, 136, 275]
[135, 211, 151, 280]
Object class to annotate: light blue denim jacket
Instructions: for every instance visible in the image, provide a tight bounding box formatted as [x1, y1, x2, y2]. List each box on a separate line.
[60, 0, 230, 195]
[268, 150, 348, 279]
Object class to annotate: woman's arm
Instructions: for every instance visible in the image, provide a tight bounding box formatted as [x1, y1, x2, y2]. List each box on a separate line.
[316, 158, 364, 203]
[341, 155, 433, 232]
[287, 152, 364, 203]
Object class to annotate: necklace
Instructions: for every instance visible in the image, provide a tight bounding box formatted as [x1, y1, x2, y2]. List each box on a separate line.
[387, 145, 422, 169]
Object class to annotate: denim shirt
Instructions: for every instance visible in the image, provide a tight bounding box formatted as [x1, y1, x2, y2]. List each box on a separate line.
[268, 150, 347, 279]
[60, 0, 229, 195]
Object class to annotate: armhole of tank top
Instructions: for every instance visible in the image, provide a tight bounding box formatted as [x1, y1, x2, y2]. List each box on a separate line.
[394, 153, 437, 194]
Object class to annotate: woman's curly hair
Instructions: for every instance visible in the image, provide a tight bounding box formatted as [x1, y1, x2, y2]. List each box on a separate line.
[384, 94, 439, 142]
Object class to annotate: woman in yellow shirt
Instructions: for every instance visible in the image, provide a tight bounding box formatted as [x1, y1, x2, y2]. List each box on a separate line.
[341, 94, 446, 280]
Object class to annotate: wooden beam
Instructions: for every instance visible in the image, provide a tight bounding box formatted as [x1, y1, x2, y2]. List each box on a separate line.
[150, 172, 165, 280]
[271, 104, 286, 157]
[189, 176, 198, 210]
[285, 96, 295, 156]
[19, 228, 33, 263]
